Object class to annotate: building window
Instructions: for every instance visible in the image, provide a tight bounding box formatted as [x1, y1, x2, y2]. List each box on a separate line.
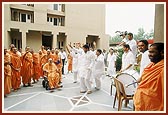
[27, 4, 34, 7]
[53, 4, 63, 12]
[11, 9, 19, 21]
[54, 18, 58, 26]
[21, 14, 26, 22]
[11, 9, 34, 23]
[27, 14, 30, 19]
[13, 11, 18, 21]
[61, 17, 65, 26]
[47, 17, 49, 22]
[53, 4, 58, 10]
[12, 38, 21, 49]
[31, 14, 34, 23]
[61, 41, 64, 47]
[50, 17, 52, 22]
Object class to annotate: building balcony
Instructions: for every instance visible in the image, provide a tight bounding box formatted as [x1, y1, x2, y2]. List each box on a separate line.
[10, 4, 34, 12]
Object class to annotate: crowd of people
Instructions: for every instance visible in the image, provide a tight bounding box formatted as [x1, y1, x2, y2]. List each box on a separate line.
[4, 32, 164, 111]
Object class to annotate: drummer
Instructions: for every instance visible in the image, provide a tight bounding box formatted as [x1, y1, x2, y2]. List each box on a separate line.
[120, 44, 135, 73]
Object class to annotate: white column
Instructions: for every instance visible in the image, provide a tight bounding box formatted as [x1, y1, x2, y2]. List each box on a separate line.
[154, 4, 164, 42]
[4, 30, 11, 49]
[21, 30, 27, 49]
[52, 33, 57, 49]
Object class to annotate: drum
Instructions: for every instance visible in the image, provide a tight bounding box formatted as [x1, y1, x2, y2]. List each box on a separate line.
[116, 70, 139, 96]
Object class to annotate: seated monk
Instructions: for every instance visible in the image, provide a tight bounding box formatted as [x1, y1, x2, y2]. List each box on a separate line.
[43, 58, 63, 90]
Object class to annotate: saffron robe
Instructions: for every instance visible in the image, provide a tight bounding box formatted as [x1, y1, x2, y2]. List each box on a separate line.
[4, 53, 12, 95]
[11, 53, 22, 90]
[21, 52, 33, 84]
[133, 60, 164, 111]
[43, 62, 59, 89]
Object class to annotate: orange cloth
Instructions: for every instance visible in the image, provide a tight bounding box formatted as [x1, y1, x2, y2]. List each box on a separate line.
[11, 53, 22, 90]
[43, 62, 59, 89]
[21, 52, 33, 84]
[32, 53, 41, 81]
[40, 54, 53, 77]
[4, 53, 12, 95]
[40, 54, 51, 66]
[39, 53, 44, 77]
[53, 54, 63, 82]
[133, 59, 164, 111]
[67, 54, 73, 71]
[8, 50, 13, 55]
[42, 49, 47, 55]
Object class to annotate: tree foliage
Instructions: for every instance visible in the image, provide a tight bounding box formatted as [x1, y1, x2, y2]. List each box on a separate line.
[109, 28, 154, 43]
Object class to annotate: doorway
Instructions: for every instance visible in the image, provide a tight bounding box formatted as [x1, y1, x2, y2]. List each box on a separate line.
[42, 35, 53, 50]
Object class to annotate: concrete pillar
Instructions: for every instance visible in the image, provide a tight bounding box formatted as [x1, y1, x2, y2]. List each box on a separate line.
[21, 30, 27, 49]
[52, 33, 57, 49]
[4, 30, 11, 49]
[154, 4, 164, 42]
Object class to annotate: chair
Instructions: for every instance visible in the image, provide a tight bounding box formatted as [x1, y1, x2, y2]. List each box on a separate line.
[113, 77, 134, 111]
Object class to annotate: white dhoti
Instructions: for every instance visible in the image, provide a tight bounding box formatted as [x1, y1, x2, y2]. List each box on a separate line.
[78, 68, 92, 91]
[93, 72, 104, 89]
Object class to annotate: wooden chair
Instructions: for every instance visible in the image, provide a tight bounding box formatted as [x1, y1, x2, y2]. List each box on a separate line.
[113, 77, 134, 111]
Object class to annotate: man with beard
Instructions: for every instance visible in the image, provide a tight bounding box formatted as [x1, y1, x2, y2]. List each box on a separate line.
[78, 44, 95, 94]
[133, 43, 164, 111]
[137, 40, 151, 82]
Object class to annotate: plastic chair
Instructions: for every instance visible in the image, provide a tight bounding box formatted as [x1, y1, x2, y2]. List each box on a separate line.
[113, 77, 134, 111]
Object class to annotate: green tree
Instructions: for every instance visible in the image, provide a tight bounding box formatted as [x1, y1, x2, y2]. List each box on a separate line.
[109, 35, 122, 44]
[144, 29, 154, 39]
[116, 48, 124, 71]
[134, 28, 145, 40]
[110, 28, 154, 43]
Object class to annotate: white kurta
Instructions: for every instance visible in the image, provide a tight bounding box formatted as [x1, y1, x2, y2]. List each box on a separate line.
[93, 54, 105, 76]
[78, 50, 95, 91]
[122, 37, 128, 43]
[78, 51, 95, 78]
[122, 50, 135, 73]
[70, 47, 83, 82]
[71, 48, 79, 72]
[107, 53, 117, 76]
[126, 39, 137, 59]
[139, 50, 151, 76]
[93, 54, 105, 89]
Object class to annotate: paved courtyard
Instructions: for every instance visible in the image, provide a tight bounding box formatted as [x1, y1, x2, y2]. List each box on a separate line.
[3, 70, 134, 113]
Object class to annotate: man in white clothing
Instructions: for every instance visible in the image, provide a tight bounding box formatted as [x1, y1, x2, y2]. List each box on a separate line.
[119, 31, 128, 46]
[59, 48, 67, 74]
[78, 44, 95, 94]
[68, 43, 83, 83]
[126, 33, 137, 59]
[120, 44, 135, 73]
[107, 48, 117, 77]
[102, 49, 108, 67]
[93, 49, 105, 90]
[137, 40, 151, 82]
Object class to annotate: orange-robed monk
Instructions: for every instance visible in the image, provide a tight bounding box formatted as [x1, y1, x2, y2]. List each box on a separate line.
[21, 46, 33, 87]
[54, 49, 63, 83]
[43, 58, 62, 89]
[40, 49, 52, 67]
[4, 49, 12, 97]
[67, 53, 73, 73]
[133, 43, 164, 111]
[11, 48, 22, 91]
[31, 49, 41, 83]
[38, 50, 44, 77]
